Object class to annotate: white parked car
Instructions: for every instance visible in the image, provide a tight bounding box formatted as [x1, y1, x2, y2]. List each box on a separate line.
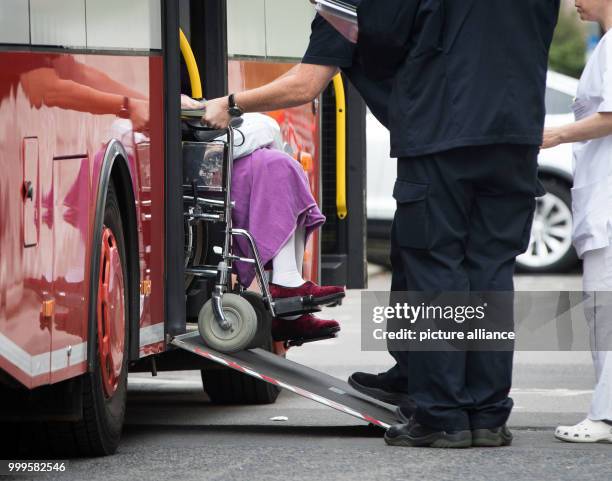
[367, 71, 579, 273]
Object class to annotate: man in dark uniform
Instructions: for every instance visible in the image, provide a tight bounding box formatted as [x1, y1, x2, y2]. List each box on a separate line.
[352, 0, 560, 448]
[202, 0, 560, 448]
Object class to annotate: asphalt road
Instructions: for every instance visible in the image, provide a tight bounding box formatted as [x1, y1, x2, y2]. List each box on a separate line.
[26, 269, 612, 481]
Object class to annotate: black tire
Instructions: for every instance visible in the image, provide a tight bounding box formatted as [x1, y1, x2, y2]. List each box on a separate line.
[0, 408, 24, 457]
[70, 182, 129, 456]
[55, 182, 129, 456]
[0, 183, 130, 457]
[516, 178, 579, 273]
[185, 220, 207, 290]
[201, 292, 280, 405]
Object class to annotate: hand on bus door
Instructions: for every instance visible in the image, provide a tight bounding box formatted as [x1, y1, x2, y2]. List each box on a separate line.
[201, 96, 231, 130]
[129, 98, 150, 132]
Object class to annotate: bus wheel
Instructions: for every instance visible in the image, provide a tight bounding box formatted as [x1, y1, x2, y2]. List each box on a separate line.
[198, 293, 258, 353]
[202, 292, 280, 405]
[0, 183, 129, 458]
[72, 182, 129, 456]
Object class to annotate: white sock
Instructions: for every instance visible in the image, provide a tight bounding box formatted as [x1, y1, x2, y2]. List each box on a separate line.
[272, 228, 307, 320]
[272, 230, 305, 288]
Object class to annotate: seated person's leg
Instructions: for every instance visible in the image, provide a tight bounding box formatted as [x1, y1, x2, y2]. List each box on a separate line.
[269, 226, 341, 342]
[269, 224, 344, 300]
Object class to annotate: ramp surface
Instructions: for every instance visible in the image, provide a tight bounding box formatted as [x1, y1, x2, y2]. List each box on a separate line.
[171, 332, 397, 429]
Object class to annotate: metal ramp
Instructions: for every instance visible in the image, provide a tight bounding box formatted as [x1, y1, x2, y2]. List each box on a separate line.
[171, 332, 397, 429]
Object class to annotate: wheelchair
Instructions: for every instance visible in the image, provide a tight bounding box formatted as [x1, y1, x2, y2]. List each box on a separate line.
[181, 111, 344, 353]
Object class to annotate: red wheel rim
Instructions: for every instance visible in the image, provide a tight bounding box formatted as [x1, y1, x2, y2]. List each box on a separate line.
[97, 226, 126, 398]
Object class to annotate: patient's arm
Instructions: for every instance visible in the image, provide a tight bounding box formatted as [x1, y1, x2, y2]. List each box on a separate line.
[201, 63, 338, 129]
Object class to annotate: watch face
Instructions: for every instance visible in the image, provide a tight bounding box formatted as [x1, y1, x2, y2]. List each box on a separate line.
[229, 107, 243, 117]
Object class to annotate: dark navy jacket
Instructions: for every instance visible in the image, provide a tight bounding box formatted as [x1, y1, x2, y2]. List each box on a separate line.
[357, 0, 560, 157]
[304, 1, 560, 157]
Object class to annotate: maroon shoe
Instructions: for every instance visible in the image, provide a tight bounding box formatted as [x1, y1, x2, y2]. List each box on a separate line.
[271, 314, 341, 342]
[269, 281, 345, 304]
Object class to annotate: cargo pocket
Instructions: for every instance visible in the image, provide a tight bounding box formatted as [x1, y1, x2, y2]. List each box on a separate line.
[393, 180, 430, 249]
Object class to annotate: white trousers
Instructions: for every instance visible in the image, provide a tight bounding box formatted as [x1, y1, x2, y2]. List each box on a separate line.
[582, 245, 612, 421]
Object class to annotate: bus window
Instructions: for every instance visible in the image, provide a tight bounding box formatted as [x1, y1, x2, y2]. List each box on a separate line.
[0, 0, 30, 44]
[227, 0, 314, 59]
[28, 0, 162, 51]
[227, 0, 267, 57]
[86, 0, 162, 50]
[264, 0, 314, 58]
[30, 0, 86, 48]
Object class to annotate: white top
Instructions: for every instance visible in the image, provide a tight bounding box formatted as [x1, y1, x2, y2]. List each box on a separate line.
[571, 30, 612, 258]
[216, 113, 284, 160]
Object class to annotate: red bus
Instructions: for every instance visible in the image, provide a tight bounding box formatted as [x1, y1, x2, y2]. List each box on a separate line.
[0, 0, 367, 456]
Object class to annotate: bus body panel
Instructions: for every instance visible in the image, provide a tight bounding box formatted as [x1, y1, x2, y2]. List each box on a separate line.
[0, 50, 165, 388]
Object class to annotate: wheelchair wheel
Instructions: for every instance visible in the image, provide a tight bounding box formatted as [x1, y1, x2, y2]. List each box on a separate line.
[184, 220, 207, 290]
[202, 291, 280, 405]
[198, 293, 258, 353]
[240, 291, 273, 348]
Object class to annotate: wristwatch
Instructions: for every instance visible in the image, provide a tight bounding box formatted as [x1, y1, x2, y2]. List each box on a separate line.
[228, 93, 244, 117]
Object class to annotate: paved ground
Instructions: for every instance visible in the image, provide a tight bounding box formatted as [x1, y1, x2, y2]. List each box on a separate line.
[26, 269, 612, 481]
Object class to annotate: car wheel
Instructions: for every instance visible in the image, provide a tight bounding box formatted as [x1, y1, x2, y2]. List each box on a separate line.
[516, 178, 578, 273]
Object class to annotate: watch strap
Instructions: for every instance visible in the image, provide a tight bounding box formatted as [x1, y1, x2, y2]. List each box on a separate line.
[118, 96, 130, 119]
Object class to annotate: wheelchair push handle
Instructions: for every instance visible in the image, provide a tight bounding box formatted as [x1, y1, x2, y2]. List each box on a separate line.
[181, 109, 226, 141]
[182, 110, 243, 137]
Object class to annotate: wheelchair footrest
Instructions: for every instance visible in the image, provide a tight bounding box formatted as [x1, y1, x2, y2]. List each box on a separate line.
[272, 296, 322, 317]
[271, 292, 345, 317]
[285, 333, 339, 348]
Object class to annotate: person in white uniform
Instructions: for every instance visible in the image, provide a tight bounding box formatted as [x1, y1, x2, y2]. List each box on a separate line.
[542, 0, 612, 443]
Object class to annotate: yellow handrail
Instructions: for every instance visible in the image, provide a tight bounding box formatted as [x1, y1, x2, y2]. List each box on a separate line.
[332, 74, 347, 220]
[179, 28, 203, 99]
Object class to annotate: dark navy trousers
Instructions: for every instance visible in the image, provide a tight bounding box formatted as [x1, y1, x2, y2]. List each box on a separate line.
[384, 144, 542, 431]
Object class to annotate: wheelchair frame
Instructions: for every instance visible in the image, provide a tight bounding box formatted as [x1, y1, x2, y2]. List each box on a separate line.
[182, 119, 343, 352]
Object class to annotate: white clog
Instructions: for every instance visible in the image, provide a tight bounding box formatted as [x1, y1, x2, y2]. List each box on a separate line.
[555, 418, 612, 443]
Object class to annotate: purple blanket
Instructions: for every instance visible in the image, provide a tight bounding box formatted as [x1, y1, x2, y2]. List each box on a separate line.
[231, 148, 325, 287]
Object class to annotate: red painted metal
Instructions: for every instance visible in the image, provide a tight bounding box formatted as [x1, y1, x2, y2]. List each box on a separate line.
[0, 50, 165, 389]
[97, 227, 126, 397]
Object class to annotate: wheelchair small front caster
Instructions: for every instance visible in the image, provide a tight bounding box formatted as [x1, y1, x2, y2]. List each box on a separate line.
[198, 293, 258, 353]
